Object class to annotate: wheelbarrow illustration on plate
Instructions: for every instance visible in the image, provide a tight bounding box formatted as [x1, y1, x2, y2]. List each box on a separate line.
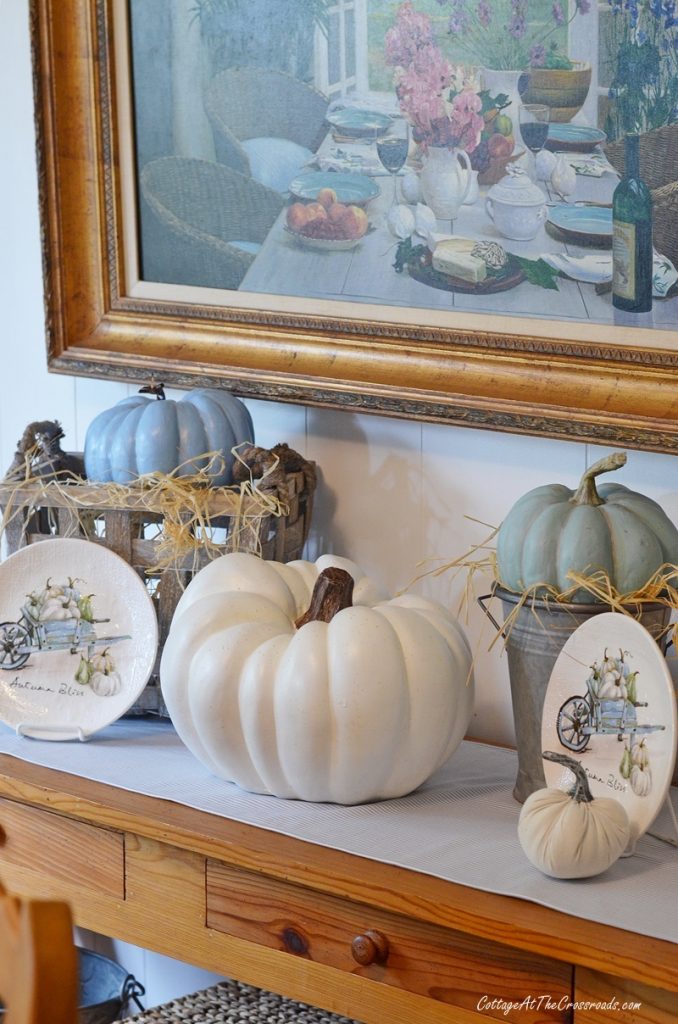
[0, 605, 129, 671]
[557, 648, 665, 753]
[0, 578, 129, 696]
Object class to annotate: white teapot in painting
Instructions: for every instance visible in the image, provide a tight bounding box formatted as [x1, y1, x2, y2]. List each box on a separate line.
[485, 167, 548, 241]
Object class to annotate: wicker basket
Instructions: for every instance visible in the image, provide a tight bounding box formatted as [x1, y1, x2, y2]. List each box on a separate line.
[120, 980, 362, 1023]
[605, 125, 678, 268]
[0, 445, 316, 717]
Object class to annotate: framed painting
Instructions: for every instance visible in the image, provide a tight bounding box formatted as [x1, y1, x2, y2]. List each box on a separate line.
[32, 0, 678, 451]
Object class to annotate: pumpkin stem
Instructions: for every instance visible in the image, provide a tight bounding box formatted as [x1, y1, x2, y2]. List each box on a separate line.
[542, 750, 594, 804]
[571, 452, 627, 508]
[139, 382, 166, 401]
[295, 567, 354, 628]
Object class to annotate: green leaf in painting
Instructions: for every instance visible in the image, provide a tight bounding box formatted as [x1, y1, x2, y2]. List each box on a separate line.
[514, 256, 561, 291]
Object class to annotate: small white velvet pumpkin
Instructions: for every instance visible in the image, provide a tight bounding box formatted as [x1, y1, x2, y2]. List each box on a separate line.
[518, 751, 630, 879]
[161, 552, 474, 805]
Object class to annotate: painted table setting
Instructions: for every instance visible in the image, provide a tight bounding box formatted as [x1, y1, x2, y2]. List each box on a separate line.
[241, 130, 678, 330]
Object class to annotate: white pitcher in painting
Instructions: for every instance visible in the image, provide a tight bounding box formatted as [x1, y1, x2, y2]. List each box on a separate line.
[419, 147, 473, 222]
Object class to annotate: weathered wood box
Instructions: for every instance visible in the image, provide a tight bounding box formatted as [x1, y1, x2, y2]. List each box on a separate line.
[0, 447, 316, 716]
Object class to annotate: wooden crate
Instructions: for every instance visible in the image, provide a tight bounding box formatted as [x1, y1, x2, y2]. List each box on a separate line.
[0, 448, 316, 716]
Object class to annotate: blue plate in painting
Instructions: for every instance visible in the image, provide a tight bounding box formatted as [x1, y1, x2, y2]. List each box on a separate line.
[326, 108, 393, 137]
[547, 204, 613, 246]
[287, 171, 380, 205]
[545, 124, 607, 153]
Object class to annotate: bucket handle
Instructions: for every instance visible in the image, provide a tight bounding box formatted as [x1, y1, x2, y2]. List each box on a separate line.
[477, 588, 507, 638]
[477, 588, 676, 652]
[122, 975, 146, 1014]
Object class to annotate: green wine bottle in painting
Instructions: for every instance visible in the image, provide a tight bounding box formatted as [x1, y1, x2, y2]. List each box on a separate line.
[612, 134, 653, 313]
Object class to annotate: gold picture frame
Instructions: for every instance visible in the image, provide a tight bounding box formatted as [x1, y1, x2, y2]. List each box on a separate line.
[33, 0, 678, 452]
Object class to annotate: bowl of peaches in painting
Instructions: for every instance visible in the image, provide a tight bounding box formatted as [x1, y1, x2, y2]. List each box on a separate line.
[285, 181, 373, 251]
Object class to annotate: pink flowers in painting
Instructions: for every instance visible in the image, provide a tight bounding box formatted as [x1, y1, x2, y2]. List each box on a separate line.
[385, 2, 483, 152]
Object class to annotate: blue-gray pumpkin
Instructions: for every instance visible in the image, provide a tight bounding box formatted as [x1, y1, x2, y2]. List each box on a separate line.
[84, 385, 254, 485]
[497, 453, 678, 599]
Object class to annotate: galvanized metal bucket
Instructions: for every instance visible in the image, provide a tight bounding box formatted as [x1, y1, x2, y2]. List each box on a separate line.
[78, 949, 144, 1024]
[0, 948, 144, 1024]
[478, 585, 671, 804]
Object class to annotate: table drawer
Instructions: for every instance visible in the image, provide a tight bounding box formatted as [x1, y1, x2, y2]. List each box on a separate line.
[0, 797, 124, 898]
[574, 967, 678, 1024]
[206, 861, 573, 1024]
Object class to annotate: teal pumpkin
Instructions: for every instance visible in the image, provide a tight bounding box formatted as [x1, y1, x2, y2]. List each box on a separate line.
[84, 385, 254, 485]
[497, 453, 678, 600]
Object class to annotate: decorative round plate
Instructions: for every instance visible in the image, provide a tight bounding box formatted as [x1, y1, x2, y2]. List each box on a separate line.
[547, 204, 613, 247]
[287, 171, 380, 206]
[0, 538, 158, 740]
[407, 251, 525, 294]
[284, 226, 365, 252]
[326, 108, 393, 137]
[542, 612, 677, 843]
[545, 124, 607, 153]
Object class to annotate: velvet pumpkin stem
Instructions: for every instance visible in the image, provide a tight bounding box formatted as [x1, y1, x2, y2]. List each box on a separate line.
[542, 750, 594, 804]
[571, 452, 627, 508]
[296, 567, 354, 628]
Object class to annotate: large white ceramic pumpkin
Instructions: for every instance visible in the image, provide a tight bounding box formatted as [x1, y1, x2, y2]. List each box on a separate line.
[84, 384, 254, 485]
[161, 552, 474, 804]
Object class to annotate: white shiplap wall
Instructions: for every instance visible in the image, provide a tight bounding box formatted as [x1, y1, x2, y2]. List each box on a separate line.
[3, 0, 678, 1009]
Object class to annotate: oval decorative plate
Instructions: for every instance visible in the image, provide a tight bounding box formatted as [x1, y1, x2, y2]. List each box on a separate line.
[542, 612, 677, 843]
[287, 171, 380, 206]
[0, 538, 158, 740]
[545, 124, 607, 153]
[326, 108, 393, 137]
[547, 204, 613, 247]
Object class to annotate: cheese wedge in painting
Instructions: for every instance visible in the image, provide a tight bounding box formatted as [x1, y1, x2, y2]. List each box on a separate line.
[432, 238, 487, 284]
[428, 234, 475, 254]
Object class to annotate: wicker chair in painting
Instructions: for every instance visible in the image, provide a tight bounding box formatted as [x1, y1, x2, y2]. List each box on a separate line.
[605, 124, 678, 268]
[204, 67, 329, 176]
[138, 157, 284, 291]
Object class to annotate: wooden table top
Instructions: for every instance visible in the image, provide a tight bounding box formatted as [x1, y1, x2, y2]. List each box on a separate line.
[0, 752, 675, 995]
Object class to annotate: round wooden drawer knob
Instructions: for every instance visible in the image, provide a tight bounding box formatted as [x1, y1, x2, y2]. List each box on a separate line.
[351, 929, 389, 966]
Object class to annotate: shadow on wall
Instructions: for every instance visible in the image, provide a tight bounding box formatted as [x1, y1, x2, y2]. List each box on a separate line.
[304, 411, 422, 594]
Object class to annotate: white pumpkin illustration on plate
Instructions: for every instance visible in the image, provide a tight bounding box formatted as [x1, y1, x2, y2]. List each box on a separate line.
[0, 576, 130, 698]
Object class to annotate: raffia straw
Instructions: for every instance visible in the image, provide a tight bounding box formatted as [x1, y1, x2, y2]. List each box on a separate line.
[403, 520, 500, 619]
[0, 446, 287, 584]
[405, 521, 678, 653]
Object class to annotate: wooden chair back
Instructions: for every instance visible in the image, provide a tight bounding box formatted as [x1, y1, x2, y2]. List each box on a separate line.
[0, 879, 77, 1024]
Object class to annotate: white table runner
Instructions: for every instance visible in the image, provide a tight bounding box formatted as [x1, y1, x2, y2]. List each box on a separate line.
[0, 721, 675, 943]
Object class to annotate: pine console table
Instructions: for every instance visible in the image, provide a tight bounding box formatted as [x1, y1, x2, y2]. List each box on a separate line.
[0, 743, 675, 1024]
